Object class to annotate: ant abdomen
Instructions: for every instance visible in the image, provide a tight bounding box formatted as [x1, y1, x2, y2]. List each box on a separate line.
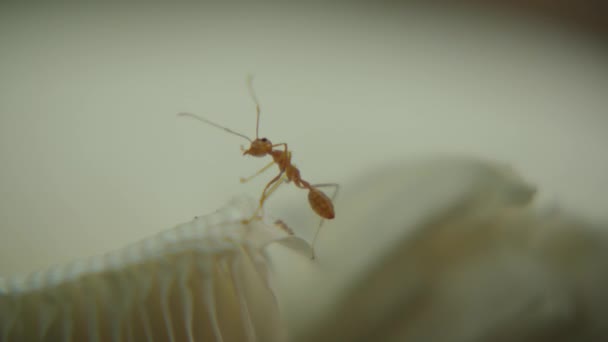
[308, 188, 335, 219]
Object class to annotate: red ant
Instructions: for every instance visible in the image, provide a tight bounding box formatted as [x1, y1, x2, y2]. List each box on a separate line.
[178, 76, 338, 258]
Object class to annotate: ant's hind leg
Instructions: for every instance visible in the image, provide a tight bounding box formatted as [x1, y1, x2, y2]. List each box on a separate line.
[309, 183, 340, 260]
[240, 161, 275, 183]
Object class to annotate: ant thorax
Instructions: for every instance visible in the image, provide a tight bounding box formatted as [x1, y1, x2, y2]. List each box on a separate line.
[270, 150, 289, 169]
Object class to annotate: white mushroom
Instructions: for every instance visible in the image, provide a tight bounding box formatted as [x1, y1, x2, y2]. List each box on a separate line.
[0, 196, 309, 342]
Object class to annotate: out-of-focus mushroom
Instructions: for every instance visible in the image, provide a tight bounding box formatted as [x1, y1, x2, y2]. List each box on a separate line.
[271, 156, 608, 342]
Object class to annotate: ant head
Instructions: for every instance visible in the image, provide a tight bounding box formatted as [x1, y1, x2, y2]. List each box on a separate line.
[243, 137, 272, 157]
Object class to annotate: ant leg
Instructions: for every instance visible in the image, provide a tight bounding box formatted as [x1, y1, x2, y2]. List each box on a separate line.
[309, 183, 340, 260]
[272, 143, 288, 153]
[248, 171, 285, 222]
[239, 161, 275, 183]
[249, 175, 287, 221]
[259, 172, 285, 207]
[256, 173, 288, 214]
[264, 172, 289, 198]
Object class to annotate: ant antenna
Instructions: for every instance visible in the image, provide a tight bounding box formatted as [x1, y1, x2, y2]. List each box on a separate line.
[246, 74, 262, 139]
[177, 112, 252, 142]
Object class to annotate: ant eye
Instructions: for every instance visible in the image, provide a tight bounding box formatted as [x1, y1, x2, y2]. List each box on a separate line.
[261, 138, 268, 142]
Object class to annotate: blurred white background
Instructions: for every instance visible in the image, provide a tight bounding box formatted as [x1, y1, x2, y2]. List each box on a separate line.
[1, 2, 607, 276]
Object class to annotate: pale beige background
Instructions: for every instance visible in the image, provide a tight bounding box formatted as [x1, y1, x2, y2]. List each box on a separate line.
[1, 3, 607, 277]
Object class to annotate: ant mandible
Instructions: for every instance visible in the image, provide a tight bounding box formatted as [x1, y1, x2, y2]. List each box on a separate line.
[178, 76, 338, 258]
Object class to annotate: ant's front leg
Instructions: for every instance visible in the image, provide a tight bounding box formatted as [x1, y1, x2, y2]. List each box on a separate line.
[240, 161, 275, 183]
